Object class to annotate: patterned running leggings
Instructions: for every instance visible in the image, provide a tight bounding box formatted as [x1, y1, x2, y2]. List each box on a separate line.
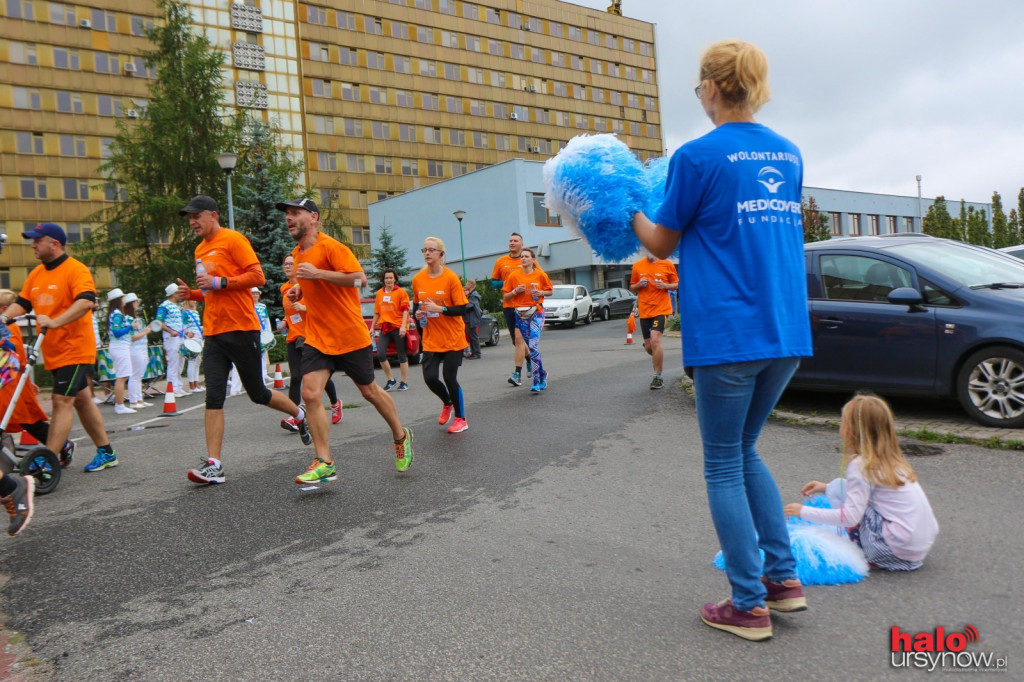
[515, 311, 546, 384]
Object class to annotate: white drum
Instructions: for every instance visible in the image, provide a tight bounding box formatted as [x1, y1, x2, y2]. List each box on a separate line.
[259, 329, 276, 352]
[149, 320, 163, 333]
[180, 338, 203, 360]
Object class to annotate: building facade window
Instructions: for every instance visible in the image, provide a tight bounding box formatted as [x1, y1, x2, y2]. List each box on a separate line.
[306, 6, 326, 25]
[20, 178, 47, 199]
[398, 124, 415, 141]
[426, 160, 443, 177]
[532, 193, 561, 226]
[369, 86, 386, 103]
[868, 214, 880, 236]
[849, 214, 861, 236]
[317, 152, 337, 171]
[346, 155, 365, 172]
[371, 121, 390, 139]
[337, 11, 355, 29]
[17, 132, 44, 154]
[400, 159, 418, 175]
[342, 83, 360, 101]
[886, 216, 897, 234]
[59, 134, 86, 156]
[63, 178, 89, 200]
[374, 157, 392, 174]
[830, 212, 842, 236]
[343, 118, 362, 136]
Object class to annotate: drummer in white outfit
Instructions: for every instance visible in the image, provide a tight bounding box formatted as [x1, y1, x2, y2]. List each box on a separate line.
[123, 293, 153, 409]
[252, 287, 273, 384]
[180, 299, 204, 393]
[106, 288, 135, 414]
[156, 282, 188, 398]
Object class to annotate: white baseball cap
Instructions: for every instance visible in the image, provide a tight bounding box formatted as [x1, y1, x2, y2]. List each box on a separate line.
[123, 293, 138, 304]
[165, 283, 179, 297]
[106, 288, 124, 301]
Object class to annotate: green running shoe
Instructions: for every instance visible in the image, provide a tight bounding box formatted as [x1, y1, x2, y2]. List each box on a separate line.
[650, 375, 665, 390]
[295, 458, 337, 484]
[394, 427, 414, 472]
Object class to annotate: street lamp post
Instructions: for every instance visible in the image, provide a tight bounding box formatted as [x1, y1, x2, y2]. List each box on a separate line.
[216, 152, 238, 230]
[453, 210, 467, 281]
[916, 175, 923, 233]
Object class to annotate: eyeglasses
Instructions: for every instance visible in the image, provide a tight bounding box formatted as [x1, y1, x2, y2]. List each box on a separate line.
[421, 247, 440, 254]
[694, 81, 704, 99]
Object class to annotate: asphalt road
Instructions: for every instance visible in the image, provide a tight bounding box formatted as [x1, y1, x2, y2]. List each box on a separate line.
[1, 319, 1021, 680]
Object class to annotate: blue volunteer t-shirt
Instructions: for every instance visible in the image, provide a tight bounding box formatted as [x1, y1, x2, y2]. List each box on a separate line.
[654, 122, 812, 366]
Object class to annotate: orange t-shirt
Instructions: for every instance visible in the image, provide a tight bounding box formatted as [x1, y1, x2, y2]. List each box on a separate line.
[292, 232, 370, 356]
[192, 228, 264, 336]
[412, 267, 468, 353]
[503, 268, 553, 308]
[280, 281, 305, 343]
[19, 256, 97, 370]
[0, 324, 47, 430]
[491, 254, 523, 308]
[374, 286, 410, 332]
[630, 258, 678, 318]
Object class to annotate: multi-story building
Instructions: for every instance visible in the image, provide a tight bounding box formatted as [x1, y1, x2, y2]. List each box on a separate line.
[0, 0, 660, 290]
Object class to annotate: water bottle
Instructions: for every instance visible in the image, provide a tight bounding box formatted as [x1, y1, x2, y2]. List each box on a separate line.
[530, 283, 539, 302]
[196, 259, 210, 297]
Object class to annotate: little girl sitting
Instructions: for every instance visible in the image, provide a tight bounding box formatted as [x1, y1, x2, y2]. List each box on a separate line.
[784, 393, 939, 571]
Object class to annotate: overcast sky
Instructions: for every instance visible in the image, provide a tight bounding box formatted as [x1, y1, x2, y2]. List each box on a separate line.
[571, 0, 1024, 206]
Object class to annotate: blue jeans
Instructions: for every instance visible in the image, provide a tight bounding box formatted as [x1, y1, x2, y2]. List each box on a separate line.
[693, 357, 801, 611]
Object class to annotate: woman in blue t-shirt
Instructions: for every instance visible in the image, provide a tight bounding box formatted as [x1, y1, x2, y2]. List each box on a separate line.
[632, 40, 813, 642]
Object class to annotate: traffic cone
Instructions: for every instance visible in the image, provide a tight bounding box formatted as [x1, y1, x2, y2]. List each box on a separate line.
[161, 381, 179, 416]
[19, 430, 39, 446]
[273, 363, 285, 389]
[626, 312, 636, 345]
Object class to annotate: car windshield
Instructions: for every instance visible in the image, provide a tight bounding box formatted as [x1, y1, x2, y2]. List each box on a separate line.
[549, 288, 574, 300]
[590, 289, 608, 299]
[887, 241, 1024, 289]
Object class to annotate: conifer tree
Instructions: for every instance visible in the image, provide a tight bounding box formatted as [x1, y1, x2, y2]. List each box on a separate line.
[922, 196, 957, 240]
[367, 223, 413, 287]
[801, 196, 831, 243]
[990, 192, 1011, 248]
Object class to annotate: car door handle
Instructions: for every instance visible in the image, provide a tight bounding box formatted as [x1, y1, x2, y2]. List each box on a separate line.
[819, 318, 844, 329]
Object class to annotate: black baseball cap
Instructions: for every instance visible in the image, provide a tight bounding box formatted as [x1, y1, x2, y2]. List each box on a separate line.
[21, 222, 67, 245]
[275, 197, 319, 214]
[179, 195, 219, 215]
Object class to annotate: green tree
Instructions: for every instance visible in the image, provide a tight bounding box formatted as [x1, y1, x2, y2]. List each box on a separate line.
[79, 0, 242, 307]
[965, 205, 991, 247]
[476, 278, 503, 314]
[1008, 209, 1021, 245]
[801, 195, 831, 242]
[990, 191, 1012, 248]
[232, 119, 306, 323]
[922, 196, 957, 240]
[366, 223, 412, 288]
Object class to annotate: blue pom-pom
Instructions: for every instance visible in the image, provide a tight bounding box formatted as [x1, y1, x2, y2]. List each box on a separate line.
[543, 134, 646, 261]
[711, 496, 870, 586]
[642, 156, 670, 219]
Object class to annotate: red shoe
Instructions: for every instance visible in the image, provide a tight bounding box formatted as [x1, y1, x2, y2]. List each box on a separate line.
[447, 417, 468, 434]
[761, 577, 807, 612]
[700, 599, 772, 641]
[280, 417, 299, 433]
[438, 404, 454, 425]
[331, 401, 343, 424]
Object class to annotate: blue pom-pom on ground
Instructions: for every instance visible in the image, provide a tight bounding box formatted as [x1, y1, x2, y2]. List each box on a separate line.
[543, 134, 647, 261]
[712, 495, 870, 585]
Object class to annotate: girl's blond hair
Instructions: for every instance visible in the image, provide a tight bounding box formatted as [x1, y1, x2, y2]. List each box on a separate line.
[0, 289, 16, 308]
[424, 236, 446, 263]
[841, 393, 917, 487]
[699, 39, 771, 113]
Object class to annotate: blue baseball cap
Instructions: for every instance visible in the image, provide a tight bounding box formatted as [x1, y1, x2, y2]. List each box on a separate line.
[22, 222, 67, 246]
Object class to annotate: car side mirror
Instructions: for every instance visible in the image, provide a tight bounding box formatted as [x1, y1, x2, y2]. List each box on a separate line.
[888, 286, 925, 311]
[575, 295, 584, 300]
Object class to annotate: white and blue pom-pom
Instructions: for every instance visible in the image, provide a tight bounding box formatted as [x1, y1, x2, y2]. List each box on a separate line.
[712, 496, 870, 586]
[642, 155, 670, 219]
[542, 134, 646, 261]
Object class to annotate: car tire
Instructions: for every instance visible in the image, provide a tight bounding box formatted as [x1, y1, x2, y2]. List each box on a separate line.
[568, 309, 578, 327]
[583, 307, 592, 324]
[956, 345, 1024, 428]
[487, 325, 500, 346]
[600, 306, 610, 321]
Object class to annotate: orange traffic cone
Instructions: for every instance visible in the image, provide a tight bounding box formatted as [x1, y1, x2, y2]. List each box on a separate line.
[19, 430, 40, 446]
[161, 380, 179, 416]
[626, 312, 636, 345]
[273, 363, 285, 389]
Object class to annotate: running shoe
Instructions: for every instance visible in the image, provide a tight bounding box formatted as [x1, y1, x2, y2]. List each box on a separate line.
[507, 372, 522, 387]
[59, 439, 75, 468]
[383, 379, 398, 391]
[114, 404, 137, 415]
[700, 599, 772, 641]
[530, 381, 541, 393]
[187, 457, 225, 485]
[447, 417, 468, 434]
[438, 403, 454, 425]
[331, 401, 343, 424]
[650, 376, 665, 390]
[280, 417, 299, 433]
[2, 474, 34, 536]
[84, 449, 118, 472]
[397, 382, 409, 391]
[761, 577, 807, 612]
[295, 410, 312, 446]
[538, 378, 547, 391]
[295, 458, 337, 484]
[394, 427, 414, 472]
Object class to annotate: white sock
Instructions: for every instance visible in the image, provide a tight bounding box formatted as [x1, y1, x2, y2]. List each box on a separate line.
[295, 406, 306, 423]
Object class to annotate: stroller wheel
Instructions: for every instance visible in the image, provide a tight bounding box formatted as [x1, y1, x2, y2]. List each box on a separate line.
[19, 447, 61, 496]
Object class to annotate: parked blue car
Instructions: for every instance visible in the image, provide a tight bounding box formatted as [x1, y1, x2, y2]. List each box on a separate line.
[791, 234, 1024, 428]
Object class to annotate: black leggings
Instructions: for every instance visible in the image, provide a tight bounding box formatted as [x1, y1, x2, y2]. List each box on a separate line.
[287, 340, 337, 406]
[422, 350, 464, 418]
[376, 328, 408, 364]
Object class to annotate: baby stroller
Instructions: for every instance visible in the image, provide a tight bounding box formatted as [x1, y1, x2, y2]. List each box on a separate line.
[0, 316, 61, 495]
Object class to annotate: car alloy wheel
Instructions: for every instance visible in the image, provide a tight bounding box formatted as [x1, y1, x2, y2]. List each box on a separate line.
[957, 345, 1024, 428]
[600, 307, 610, 321]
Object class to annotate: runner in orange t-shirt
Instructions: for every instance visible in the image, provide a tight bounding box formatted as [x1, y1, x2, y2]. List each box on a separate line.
[279, 198, 414, 482]
[502, 248, 553, 391]
[371, 269, 411, 391]
[278, 255, 341, 430]
[0, 223, 119, 473]
[629, 255, 680, 389]
[413, 236, 470, 434]
[175, 196, 309, 487]
[491, 232, 529, 370]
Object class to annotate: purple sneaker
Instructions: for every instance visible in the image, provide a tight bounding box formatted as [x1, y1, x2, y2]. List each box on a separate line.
[761, 577, 807, 612]
[700, 599, 772, 641]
